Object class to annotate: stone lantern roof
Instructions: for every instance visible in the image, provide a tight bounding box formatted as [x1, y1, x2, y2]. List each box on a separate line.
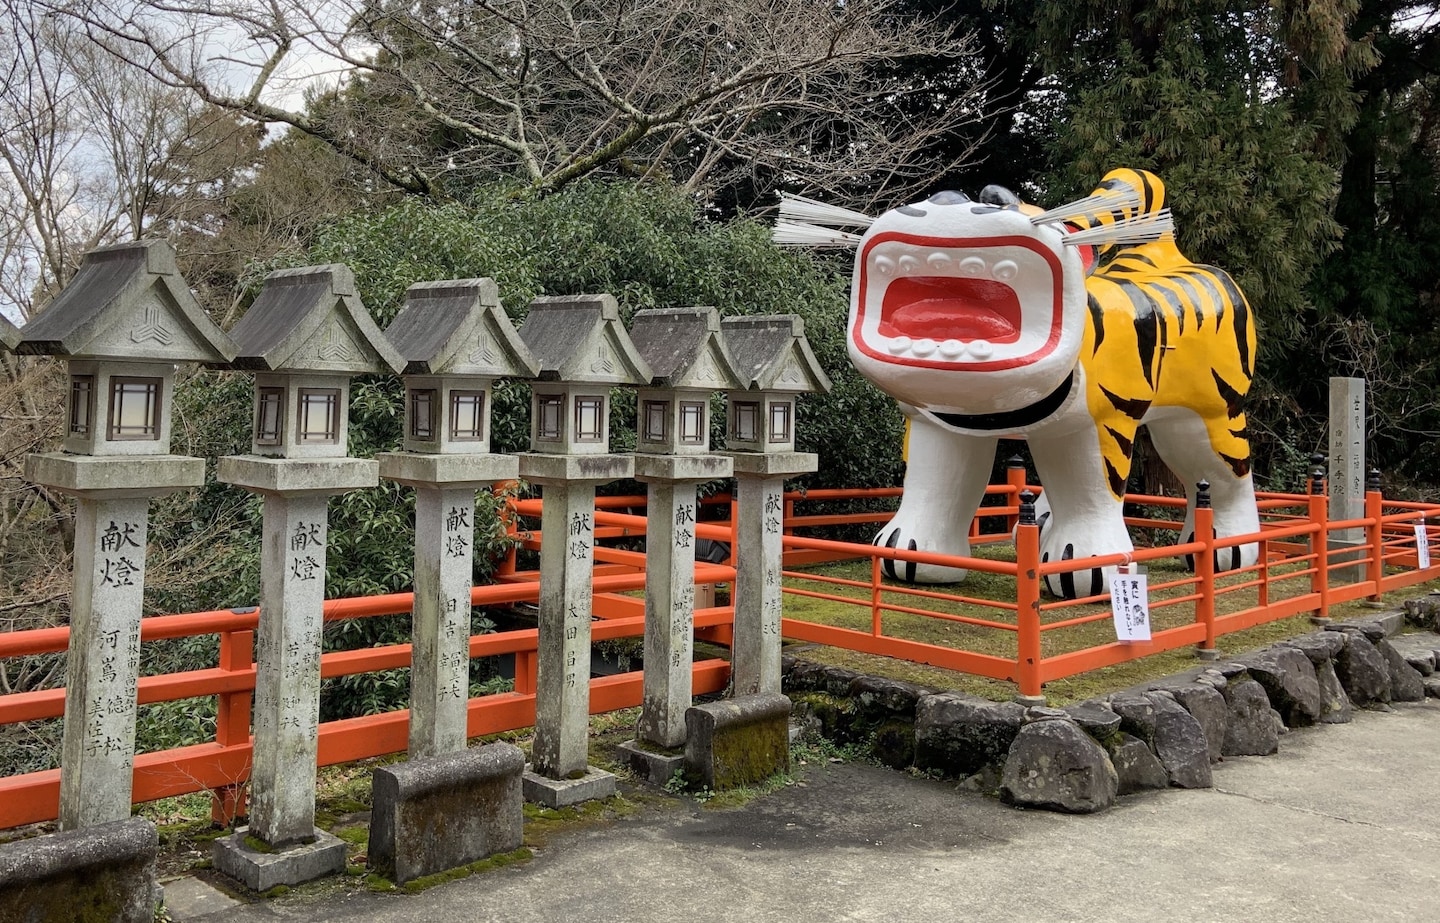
[385, 278, 539, 378]
[0, 315, 18, 351]
[720, 315, 832, 394]
[628, 307, 745, 391]
[228, 264, 403, 375]
[517, 294, 652, 386]
[17, 239, 235, 364]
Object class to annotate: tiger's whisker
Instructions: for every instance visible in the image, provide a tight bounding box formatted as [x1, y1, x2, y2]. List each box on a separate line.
[777, 193, 875, 230]
[1060, 210, 1174, 247]
[771, 220, 864, 248]
[1031, 187, 1143, 225]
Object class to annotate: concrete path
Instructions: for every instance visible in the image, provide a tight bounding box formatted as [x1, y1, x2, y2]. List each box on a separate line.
[177, 700, 1440, 922]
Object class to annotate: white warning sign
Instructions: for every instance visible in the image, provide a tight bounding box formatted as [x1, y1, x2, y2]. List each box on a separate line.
[1110, 565, 1151, 643]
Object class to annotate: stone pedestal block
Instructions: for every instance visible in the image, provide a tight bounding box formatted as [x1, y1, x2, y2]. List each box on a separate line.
[369, 743, 524, 885]
[616, 739, 687, 786]
[684, 692, 791, 790]
[211, 827, 347, 892]
[521, 765, 617, 808]
[0, 818, 158, 923]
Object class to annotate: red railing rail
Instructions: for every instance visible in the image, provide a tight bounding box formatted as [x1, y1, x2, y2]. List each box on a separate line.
[0, 562, 736, 830]
[5, 479, 1439, 830]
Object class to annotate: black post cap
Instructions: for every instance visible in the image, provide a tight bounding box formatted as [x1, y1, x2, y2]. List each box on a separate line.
[1195, 480, 1211, 509]
[1018, 489, 1037, 525]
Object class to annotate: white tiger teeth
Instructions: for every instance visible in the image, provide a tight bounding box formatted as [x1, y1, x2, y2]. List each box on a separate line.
[888, 336, 912, 354]
[992, 260, 1018, 281]
[898, 255, 920, 274]
[874, 255, 895, 276]
[959, 256, 986, 276]
[927, 252, 952, 270]
[939, 339, 964, 358]
[969, 340, 994, 359]
[912, 338, 937, 357]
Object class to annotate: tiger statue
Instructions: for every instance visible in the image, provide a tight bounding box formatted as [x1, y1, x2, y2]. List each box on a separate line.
[786, 168, 1260, 598]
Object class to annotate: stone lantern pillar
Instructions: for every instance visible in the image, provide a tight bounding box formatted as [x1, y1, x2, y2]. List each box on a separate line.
[18, 239, 237, 829]
[376, 279, 539, 757]
[18, 240, 237, 830]
[719, 316, 831, 697]
[515, 295, 652, 806]
[616, 308, 742, 782]
[211, 264, 403, 890]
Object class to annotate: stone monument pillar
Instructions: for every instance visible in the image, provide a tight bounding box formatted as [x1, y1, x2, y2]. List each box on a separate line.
[375, 279, 539, 757]
[514, 295, 652, 806]
[211, 264, 403, 890]
[616, 308, 742, 782]
[1328, 377, 1366, 582]
[17, 241, 237, 830]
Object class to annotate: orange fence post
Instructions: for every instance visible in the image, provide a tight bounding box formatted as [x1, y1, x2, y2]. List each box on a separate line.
[1193, 482, 1217, 657]
[1006, 456, 1028, 531]
[513, 650, 537, 696]
[870, 555, 883, 637]
[1308, 462, 1331, 622]
[1015, 490, 1044, 702]
[212, 626, 254, 825]
[1365, 468, 1384, 602]
[495, 482, 519, 578]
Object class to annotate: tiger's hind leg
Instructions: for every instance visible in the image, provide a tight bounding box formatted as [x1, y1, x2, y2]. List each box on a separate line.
[1145, 406, 1260, 572]
[874, 412, 997, 584]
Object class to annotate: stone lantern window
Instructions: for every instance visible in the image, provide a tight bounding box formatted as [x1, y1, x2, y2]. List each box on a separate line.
[720, 315, 832, 456]
[69, 375, 96, 436]
[628, 307, 744, 457]
[516, 295, 652, 456]
[449, 389, 487, 441]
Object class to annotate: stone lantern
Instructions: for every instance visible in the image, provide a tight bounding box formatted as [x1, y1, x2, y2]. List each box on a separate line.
[517, 295, 650, 456]
[515, 294, 652, 806]
[212, 264, 403, 889]
[619, 308, 743, 779]
[18, 240, 237, 831]
[720, 315, 829, 456]
[378, 279, 539, 756]
[719, 315, 830, 699]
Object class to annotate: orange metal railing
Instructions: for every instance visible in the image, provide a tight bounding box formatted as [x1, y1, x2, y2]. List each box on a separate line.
[4, 473, 1439, 830]
[0, 564, 736, 830]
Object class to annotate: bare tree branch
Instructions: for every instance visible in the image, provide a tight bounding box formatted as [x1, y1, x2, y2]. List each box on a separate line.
[47, 0, 990, 200]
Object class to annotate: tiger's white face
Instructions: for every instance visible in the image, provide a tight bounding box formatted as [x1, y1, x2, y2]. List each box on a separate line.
[847, 192, 1088, 423]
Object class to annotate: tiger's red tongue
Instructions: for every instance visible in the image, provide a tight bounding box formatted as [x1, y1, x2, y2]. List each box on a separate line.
[877, 276, 1022, 343]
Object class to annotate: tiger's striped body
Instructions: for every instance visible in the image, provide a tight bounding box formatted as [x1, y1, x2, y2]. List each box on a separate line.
[847, 169, 1260, 598]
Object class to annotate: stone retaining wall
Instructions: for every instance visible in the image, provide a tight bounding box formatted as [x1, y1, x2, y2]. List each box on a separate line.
[784, 598, 1440, 814]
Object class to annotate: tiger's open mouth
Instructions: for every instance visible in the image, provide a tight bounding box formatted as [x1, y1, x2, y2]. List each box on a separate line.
[851, 231, 1065, 371]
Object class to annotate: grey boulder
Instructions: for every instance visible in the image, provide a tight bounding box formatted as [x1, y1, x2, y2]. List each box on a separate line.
[1000, 719, 1117, 814]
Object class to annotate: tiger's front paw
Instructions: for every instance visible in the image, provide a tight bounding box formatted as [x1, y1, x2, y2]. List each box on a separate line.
[873, 515, 972, 585]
